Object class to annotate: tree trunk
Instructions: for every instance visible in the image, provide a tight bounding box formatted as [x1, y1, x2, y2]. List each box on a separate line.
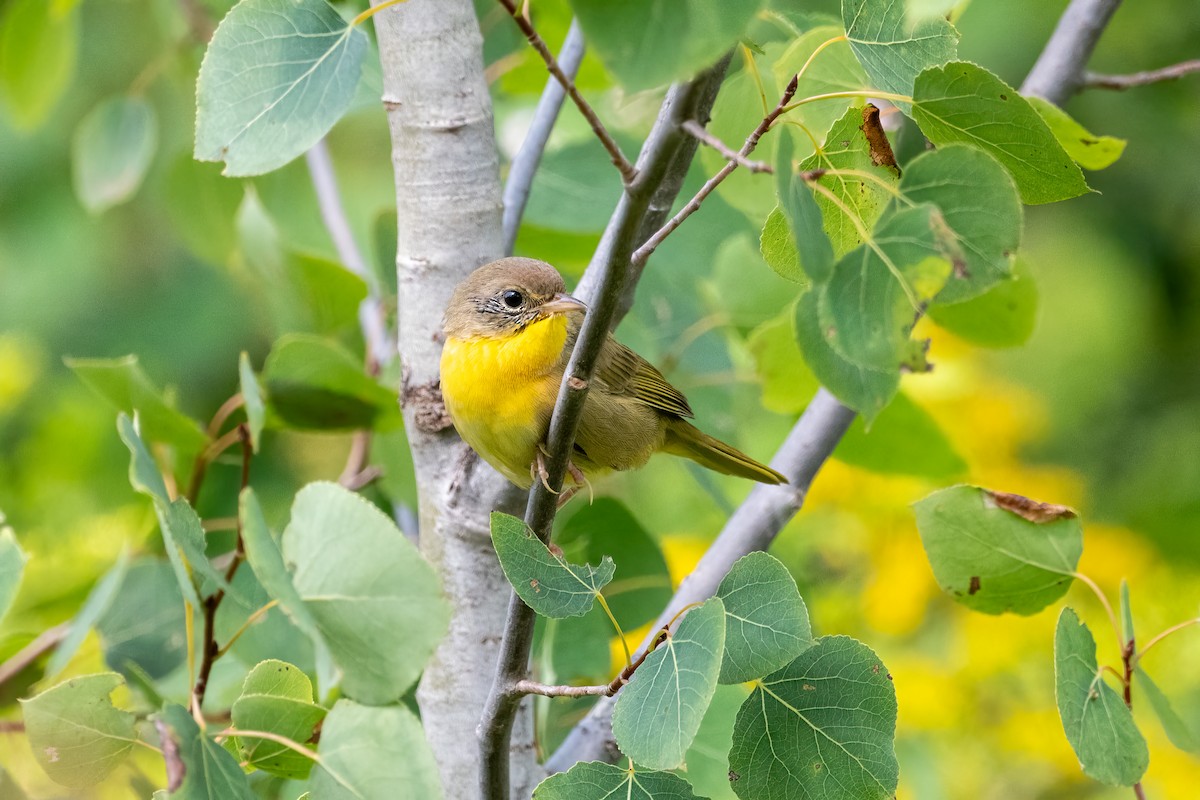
[371, 2, 537, 797]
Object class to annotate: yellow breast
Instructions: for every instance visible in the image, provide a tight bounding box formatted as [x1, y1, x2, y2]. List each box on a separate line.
[440, 315, 570, 488]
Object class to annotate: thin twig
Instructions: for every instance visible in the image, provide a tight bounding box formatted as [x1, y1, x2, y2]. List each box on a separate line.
[633, 74, 799, 266]
[1084, 59, 1200, 90]
[496, 0, 636, 183]
[1072, 572, 1123, 647]
[206, 393, 244, 439]
[514, 681, 612, 698]
[682, 119, 773, 173]
[546, 390, 856, 770]
[1134, 617, 1200, 665]
[502, 19, 586, 254]
[0, 623, 70, 688]
[215, 728, 322, 764]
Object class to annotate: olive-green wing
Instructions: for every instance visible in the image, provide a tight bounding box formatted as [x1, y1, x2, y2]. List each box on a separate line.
[594, 336, 694, 419]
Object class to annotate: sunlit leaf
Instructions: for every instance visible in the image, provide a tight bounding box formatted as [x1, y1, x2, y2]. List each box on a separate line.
[612, 598, 726, 770]
[914, 485, 1082, 614]
[232, 660, 326, 779]
[716, 552, 813, 684]
[492, 512, 614, 619]
[1054, 608, 1149, 785]
[927, 256, 1038, 347]
[843, 0, 959, 104]
[747, 310, 820, 415]
[195, 0, 368, 176]
[72, 95, 158, 213]
[728, 636, 898, 800]
[1027, 96, 1126, 171]
[775, 137, 832, 283]
[835, 390, 966, 478]
[684, 684, 750, 800]
[759, 208, 802, 284]
[568, 0, 766, 91]
[282, 482, 449, 703]
[155, 704, 254, 800]
[533, 761, 709, 799]
[0, 0, 78, 129]
[308, 700, 442, 799]
[912, 62, 1089, 204]
[0, 518, 27, 624]
[0, 767, 29, 800]
[20, 673, 137, 788]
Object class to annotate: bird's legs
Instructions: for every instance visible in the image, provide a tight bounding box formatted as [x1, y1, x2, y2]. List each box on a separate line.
[532, 446, 591, 508]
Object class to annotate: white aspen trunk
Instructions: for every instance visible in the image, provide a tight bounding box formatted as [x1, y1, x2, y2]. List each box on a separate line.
[370, 2, 538, 797]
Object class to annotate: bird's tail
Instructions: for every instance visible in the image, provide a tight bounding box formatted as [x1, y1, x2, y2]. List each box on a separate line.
[663, 421, 787, 485]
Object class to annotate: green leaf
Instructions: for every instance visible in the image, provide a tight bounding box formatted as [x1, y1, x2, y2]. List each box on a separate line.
[684, 684, 750, 800]
[557, 499, 672, 629]
[612, 598, 726, 770]
[491, 512, 614, 619]
[775, 137, 832, 283]
[195, 0, 368, 176]
[232, 660, 327, 779]
[927, 256, 1038, 347]
[794, 289, 898, 422]
[817, 204, 954, 371]
[0, 518, 27, 624]
[46, 548, 131, 680]
[0, 767, 29, 800]
[283, 482, 449, 703]
[716, 552, 813, 684]
[524, 137, 626, 234]
[239, 352, 266, 452]
[239, 489, 325, 645]
[568, 0, 766, 91]
[19, 673, 138, 788]
[155, 704, 254, 800]
[262, 334, 397, 431]
[72, 95, 157, 213]
[308, 700, 442, 799]
[760, 208, 803, 284]
[1119, 579, 1134, 645]
[728, 636, 898, 800]
[912, 63, 1089, 204]
[165, 155, 244, 265]
[747, 310, 820, 415]
[1027, 96, 1126, 171]
[116, 413, 170, 505]
[1134, 666, 1200, 753]
[772, 25, 871, 141]
[800, 105, 901, 257]
[286, 251, 369, 337]
[0, 0, 78, 130]
[533, 761, 709, 799]
[542, 606, 613, 685]
[898, 144, 1022, 303]
[70, 356, 210, 461]
[95, 560, 187, 679]
[835, 390, 966, 478]
[1054, 608, 1149, 785]
[842, 0, 959, 105]
[913, 485, 1082, 614]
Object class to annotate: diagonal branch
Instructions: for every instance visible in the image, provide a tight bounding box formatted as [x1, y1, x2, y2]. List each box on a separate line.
[497, 0, 636, 183]
[1021, 0, 1123, 102]
[502, 19, 586, 254]
[478, 57, 732, 800]
[1083, 59, 1200, 90]
[682, 119, 774, 173]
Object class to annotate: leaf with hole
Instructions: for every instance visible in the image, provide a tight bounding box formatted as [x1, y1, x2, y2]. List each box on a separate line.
[195, 0, 368, 175]
[611, 598, 726, 770]
[716, 552, 813, 684]
[492, 512, 614, 619]
[20, 673, 138, 788]
[912, 62, 1089, 204]
[842, 0, 959, 105]
[914, 485, 1082, 614]
[533, 761, 709, 799]
[1054, 608, 1148, 786]
[232, 660, 327, 779]
[308, 699, 442, 799]
[728, 636, 898, 800]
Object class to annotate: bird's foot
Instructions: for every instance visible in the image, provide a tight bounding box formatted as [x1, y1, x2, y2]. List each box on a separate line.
[532, 448, 560, 496]
[532, 445, 591, 507]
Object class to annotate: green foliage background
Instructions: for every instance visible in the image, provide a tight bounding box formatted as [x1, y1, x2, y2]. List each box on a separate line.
[0, 0, 1198, 797]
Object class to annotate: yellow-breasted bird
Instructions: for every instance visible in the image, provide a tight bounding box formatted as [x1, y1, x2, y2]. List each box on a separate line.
[439, 257, 786, 491]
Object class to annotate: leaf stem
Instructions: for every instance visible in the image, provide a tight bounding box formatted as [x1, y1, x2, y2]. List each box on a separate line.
[1133, 617, 1200, 665]
[1071, 571, 1123, 647]
[350, 0, 412, 28]
[594, 594, 632, 669]
[793, 34, 847, 86]
[216, 728, 322, 764]
[217, 599, 280, 657]
[782, 89, 911, 113]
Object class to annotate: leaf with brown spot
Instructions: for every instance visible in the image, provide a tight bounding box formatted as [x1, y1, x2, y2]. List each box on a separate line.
[987, 490, 1077, 523]
[860, 105, 898, 170]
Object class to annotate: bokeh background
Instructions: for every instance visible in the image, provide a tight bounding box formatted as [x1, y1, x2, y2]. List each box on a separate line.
[1, 0, 1197, 797]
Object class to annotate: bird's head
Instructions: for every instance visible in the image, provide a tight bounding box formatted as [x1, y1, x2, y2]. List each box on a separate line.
[443, 257, 587, 339]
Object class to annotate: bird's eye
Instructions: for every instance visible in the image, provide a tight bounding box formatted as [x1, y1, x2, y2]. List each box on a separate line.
[501, 290, 524, 309]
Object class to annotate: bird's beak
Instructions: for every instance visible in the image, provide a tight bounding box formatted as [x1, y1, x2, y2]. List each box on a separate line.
[540, 293, 587, 317]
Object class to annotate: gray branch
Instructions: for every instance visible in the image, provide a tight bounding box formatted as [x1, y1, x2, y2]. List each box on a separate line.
[1084, 59, 1200, 90]
[502, 19, 585, 254]
[1021, 0, 1123, 102]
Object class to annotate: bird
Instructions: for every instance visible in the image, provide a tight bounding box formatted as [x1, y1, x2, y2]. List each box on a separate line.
[439, 257, 786, 496]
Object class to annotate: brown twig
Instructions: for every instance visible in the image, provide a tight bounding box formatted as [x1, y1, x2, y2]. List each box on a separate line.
[0, 623, 70, 688]
[1084, 59, 1200, 90]
[496, 0, 636, 183]
[632, 74, 799, 266]
[514, 627, 670, 700]
[682, 119, 773, 173]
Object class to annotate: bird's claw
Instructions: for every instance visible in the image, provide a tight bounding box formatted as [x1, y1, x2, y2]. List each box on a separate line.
[531, 445, 591, 507]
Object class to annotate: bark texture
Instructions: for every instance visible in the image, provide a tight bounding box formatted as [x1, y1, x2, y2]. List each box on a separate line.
[370, 2, 537, 797]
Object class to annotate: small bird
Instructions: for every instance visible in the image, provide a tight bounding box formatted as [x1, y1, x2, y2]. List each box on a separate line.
[439, 257, 786, 494]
